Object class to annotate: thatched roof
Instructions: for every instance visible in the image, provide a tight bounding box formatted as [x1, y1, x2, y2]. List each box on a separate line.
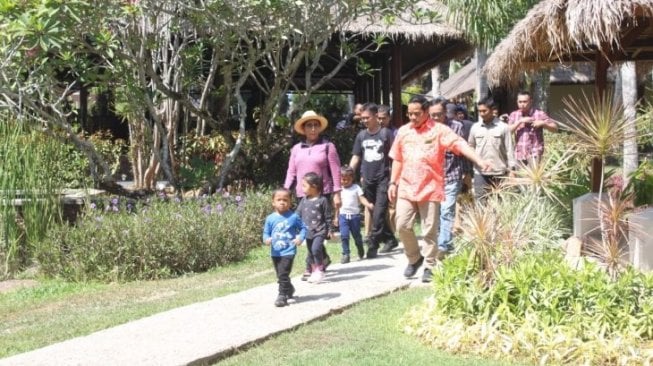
[343, 1, 462, 42]
[485, 0, 653, 86]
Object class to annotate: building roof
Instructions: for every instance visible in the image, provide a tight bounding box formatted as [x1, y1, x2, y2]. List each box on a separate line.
[437, 61, 601, 99]
[343, 2, 461, 42]
[485, 0, 653, 87]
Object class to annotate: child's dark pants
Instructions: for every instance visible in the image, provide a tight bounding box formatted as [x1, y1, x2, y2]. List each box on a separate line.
[272, 255, 294, 296]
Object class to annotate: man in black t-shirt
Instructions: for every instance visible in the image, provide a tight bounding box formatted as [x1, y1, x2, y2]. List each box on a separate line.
[349, 103, 398, 258]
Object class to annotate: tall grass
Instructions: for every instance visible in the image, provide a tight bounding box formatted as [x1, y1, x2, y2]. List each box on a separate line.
[0, 119, 61, 277]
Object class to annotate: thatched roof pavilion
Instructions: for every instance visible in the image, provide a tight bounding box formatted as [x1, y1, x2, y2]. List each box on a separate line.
[485, 0, 653, 192]
[295, 1, 469, 126]
[485, 0, 653, 90]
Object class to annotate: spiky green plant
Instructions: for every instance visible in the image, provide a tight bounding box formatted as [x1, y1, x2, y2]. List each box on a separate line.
[502, 150, 575, 239]
[560, 92, 630, 159]
[584, 192, 633, 280]
[559, 91, 640, 277]
[458, 200, 502, 284]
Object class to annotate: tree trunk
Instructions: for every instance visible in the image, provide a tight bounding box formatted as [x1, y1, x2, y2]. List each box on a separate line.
[533, 69, 550, 112]
[621, 61, 638, 184]
[431, 66, 441, 97]
[143, 122, 160, 190]
[475, 47, 489, 103]
[78, 84, 88, 132]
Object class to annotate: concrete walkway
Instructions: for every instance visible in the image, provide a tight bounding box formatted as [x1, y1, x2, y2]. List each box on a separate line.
[0, 246, 427, 366]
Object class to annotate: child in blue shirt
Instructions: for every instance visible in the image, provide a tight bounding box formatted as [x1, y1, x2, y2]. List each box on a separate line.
[263, 188, 307, 307]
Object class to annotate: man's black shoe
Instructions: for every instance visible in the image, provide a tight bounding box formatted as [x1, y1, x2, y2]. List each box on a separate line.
[274, 294, 288, 307]
[356, 245, 365, 260]
[366, 247, 378, 259]
[323, 256, 332, 271]
[404, 256, 424, 278]
[287, 285, 295, 299]
[379, 239, 399, 253]
[422, 268, 433, 283]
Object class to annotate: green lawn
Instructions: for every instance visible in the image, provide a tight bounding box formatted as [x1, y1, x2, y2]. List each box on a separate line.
[1, 246, 277, 357]
[1, 242, 519, 365]
[219, 287, 517, 366]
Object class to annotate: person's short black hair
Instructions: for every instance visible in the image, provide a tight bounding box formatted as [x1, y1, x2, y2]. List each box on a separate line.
[408, 95, 429, 110]
[377, 105, 391, 115]
[302, 172, 323, 193]
[340, 165, 354, 176]
[362, 102, 378, 114]
[477, 97, 496, 109]
[427, 99, 447, 110]
[272, 187, 291, 199]
[432, 96, 447, 104]
[517, 90, 532, 98]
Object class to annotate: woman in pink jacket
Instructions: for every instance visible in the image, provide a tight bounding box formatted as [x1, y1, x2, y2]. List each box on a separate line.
[284, 110, 342, 279]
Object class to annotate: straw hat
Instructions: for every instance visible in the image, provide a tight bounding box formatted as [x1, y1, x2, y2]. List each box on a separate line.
[293, 110, 328, 135]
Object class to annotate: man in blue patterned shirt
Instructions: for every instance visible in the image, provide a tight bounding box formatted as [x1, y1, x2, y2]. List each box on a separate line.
[428, 101, 466, 258]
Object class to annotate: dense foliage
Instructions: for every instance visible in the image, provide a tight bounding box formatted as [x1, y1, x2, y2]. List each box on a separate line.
[0, 0, 429, 190]
[404, 250, 653, 365]
[37, 190, 271, 282]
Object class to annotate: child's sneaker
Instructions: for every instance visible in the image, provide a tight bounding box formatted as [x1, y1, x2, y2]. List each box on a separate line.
[274, 294, 288, 307]
[307, 269, 325, 283]
[301, 270, 311, 281]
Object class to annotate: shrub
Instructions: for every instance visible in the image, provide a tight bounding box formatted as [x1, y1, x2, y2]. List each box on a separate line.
[544, 131, 591, 224]
[626, 159, 653, 207]
[36, 189, 271, 282]
[403, 250, 653, 365]
[177, 131, 294, 189]
[46, 129, 127, 189]
[457, 179, 568, 284]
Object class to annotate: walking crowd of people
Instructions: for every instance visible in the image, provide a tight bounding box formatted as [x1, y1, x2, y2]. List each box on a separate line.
[263, 92, 557, 307]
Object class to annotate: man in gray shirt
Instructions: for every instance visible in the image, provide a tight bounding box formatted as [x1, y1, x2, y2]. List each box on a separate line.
[468, 97, 516, 199]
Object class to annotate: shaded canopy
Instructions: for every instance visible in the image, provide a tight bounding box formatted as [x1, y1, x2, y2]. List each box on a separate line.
[294, 1, 467, 91]
[485, 0, 653, 87]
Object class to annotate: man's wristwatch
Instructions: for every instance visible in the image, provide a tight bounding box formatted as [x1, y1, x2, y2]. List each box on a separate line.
[389, 181, 397, 187]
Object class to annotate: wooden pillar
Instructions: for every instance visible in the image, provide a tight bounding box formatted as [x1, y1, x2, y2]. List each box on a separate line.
[354, 76, 363, 104]
[595, 52, 609, 99]
[361, 76, 370, 103]
[591, 52, 610, 192]
[391, 42, 403, 128]
[373, 64, 382, 104]
[382, 56, 391, 106]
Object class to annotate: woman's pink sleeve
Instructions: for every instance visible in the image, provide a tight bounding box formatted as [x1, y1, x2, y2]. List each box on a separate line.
[283, 145, 297, 190]
[327, 142, 342, 192]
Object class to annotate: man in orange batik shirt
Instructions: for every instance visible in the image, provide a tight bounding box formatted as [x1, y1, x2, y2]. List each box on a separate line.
[388, 96, 491, 283]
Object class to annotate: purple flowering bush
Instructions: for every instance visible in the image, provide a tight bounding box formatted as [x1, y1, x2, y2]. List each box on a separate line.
[36, 189, 270, 282]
